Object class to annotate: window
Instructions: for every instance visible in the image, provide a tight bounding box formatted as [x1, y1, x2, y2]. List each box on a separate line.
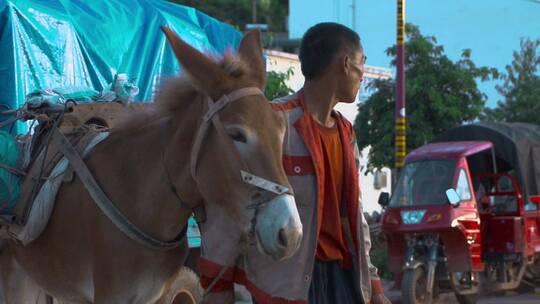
[389, 160, 456, 206]
[456, 169, 472, 201]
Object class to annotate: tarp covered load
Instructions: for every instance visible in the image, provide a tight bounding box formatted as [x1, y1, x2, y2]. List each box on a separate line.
[0, 0, 241, 134]
[0, 130, 19, 211]
[0, 0, 240, 247]
[433, 122, 540, 203]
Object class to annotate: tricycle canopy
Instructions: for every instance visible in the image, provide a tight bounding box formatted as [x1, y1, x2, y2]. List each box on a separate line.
[432, 122, 540, 203]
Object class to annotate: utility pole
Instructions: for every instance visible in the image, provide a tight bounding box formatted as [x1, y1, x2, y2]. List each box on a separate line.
[394, 0, 406, 184]
[351, 0, 357, 31]
[252, 0, 257, 23]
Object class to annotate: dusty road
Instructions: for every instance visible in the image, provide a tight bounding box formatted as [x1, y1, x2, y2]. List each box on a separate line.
[388, 292, 540, 304]
[386, 284, 540, 304]
[234, 283, 540, 304]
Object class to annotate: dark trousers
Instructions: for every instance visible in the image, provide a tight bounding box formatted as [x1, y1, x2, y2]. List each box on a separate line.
[308, 259, 362, 304]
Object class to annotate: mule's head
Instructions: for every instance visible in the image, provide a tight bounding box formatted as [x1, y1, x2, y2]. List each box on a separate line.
[162, 27, 302, 261]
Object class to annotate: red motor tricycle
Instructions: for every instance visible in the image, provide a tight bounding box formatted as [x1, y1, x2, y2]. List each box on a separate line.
[379, 123, 540, 304]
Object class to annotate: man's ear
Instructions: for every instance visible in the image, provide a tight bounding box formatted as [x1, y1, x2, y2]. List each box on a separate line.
[342, 54, 352, 76]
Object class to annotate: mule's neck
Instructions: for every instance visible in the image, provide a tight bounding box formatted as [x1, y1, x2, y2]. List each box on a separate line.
[161, 94, 206, 207]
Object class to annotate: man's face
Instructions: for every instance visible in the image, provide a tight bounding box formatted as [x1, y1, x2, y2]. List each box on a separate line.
[336, 49, 365, 104]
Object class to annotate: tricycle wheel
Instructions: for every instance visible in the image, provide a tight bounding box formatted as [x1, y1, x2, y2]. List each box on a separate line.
[402, 268, 430, 304]
[454, 293, 478, 304]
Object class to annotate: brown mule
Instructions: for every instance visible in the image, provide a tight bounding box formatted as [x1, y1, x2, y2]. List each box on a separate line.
[5, 28, 302, 303]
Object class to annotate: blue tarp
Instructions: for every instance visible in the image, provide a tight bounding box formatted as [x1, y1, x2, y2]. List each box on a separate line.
[0, 0, 240, 247]
[0, 0, 241, 134]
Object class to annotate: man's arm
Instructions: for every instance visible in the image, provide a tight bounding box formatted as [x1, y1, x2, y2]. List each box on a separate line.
[360, 206, 385, 293]
[352, 138, 392, 303]
[353, 141, 385, 295]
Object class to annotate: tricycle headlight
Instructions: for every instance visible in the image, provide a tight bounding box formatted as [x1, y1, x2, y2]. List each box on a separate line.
[401, 210, 426, 224]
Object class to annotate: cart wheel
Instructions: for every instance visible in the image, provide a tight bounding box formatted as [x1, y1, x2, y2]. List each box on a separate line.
[454, 293, 478, 304]
[402, 268, 429, 304]
[161, 267, 203, 304]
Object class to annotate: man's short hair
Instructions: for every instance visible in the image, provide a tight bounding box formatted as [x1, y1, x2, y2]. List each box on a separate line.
[299, 22, 362, 80]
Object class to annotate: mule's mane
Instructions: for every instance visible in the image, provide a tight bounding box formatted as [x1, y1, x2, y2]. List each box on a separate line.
[114, 53, 248, 132]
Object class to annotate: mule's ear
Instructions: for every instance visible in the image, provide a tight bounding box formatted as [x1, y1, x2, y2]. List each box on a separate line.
[238, 29, 266, 88]
[161, 26, 228, 97]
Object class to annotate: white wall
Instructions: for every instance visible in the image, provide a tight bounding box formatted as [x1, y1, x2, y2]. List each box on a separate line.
[358, 147, 391, 214]
[265, 50, 304, 91]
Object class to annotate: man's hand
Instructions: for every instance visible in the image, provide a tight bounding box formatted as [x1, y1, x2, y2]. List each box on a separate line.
[371, 293, 392, 304]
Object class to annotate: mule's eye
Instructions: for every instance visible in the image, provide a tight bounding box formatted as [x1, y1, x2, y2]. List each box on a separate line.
[228, 129, 247, 143]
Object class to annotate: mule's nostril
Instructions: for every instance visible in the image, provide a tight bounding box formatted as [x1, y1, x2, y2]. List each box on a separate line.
[278, 228, 288, 248]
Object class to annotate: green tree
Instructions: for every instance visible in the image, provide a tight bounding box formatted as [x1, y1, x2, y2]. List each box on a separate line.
[354, 24, 498, 172]
[169, 0, 288, 32]
[483, 39, 540, 124]
[265, 68, 294, 100]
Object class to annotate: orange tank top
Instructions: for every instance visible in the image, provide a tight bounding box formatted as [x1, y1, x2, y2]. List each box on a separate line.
[315, 122, 352, 269]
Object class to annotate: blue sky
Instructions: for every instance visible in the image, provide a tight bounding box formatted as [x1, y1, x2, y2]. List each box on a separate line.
[290, 0, 540, 108]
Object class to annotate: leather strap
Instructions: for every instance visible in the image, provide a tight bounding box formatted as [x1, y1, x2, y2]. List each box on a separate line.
[202, 87, 263, 122]
[190, 87, 263, 179]
[210, 101, 249, 174]
[0, 116, 19, 129]
[190, 118, 211, 178]
[0, 163, 26, 176]
[240, 171, 289, 195]
[188, 87, 293, 298]
[51, 128, 184, 250]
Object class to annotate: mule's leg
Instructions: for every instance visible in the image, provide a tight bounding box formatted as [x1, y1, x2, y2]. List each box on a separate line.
[0, 242, 51, 304]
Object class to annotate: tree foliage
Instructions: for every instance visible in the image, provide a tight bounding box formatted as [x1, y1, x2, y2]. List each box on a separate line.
[170, 0, 288, 32]
[265, 68, 294, 100]
[354, 24, 498, 172]
[483, 39, 540, 124]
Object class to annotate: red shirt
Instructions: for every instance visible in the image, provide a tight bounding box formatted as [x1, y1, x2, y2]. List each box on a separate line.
[315, 122, 352, 269]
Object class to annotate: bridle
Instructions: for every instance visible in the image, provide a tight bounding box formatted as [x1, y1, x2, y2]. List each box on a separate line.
[190, 87, 291, 198]
[76, 85, 293, 254]
[186, 87, 294, 301]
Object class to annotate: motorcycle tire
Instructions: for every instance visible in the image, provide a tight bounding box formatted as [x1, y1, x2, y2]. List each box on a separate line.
[402, 268, 430, 304]
[455, 293, 478, 304]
